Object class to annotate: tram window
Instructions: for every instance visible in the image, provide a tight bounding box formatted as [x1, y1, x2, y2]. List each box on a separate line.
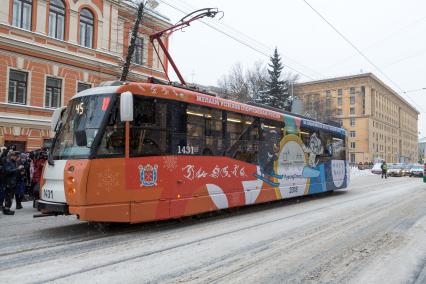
[226, 113, 259, 164]
[331, 135, 346, 160]
[319, 132, 332, 164]
[96, 100, 125, 157]
[134, 98, 155, 124]
[168, 101, 187, 155]
[300, 127, 311, 145]
[260, 119, 283, 143]
[130, 97, 169, 157]
[257, 118, 283, 168]
[186, 105, 223, 155]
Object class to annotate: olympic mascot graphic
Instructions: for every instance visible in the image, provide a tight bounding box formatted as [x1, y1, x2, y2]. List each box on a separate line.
[301, 133, 323, 178]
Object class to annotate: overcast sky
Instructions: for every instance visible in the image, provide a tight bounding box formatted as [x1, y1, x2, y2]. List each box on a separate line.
[156, 0, 426, 138]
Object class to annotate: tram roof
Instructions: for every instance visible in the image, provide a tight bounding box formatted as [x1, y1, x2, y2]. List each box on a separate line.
[72, 82, 346, 136]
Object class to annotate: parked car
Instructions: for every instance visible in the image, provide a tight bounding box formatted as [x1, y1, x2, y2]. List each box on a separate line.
[402, 164, 413, 176]
[409, 164, 423, 177]
[387, 163, 404, 177]
[371, 163, 382, 174]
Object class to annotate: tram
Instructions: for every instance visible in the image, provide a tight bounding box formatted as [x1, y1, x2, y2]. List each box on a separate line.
[36, 82, 349, 223]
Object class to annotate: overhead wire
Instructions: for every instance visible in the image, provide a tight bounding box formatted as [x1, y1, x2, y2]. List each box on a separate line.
[322, 15, 426, 72]
[300, 0, 425, 113]
[403, 88, 426, 94]
[381, 47, 426, 69]
[157, 0, 318, 80]
[173, 0, 325, 79]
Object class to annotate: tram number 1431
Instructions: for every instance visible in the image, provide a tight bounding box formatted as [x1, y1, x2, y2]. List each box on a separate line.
[177, 145, 195, 155]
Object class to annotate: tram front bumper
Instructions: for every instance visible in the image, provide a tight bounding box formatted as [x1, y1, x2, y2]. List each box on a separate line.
[35, 199, 69, 215]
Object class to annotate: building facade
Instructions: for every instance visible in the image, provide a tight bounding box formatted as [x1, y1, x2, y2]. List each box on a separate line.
[295, 73, 419, 164]
[0, 0, 171, 151]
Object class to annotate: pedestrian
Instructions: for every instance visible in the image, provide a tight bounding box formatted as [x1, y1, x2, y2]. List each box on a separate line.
[3, 151, 24, 215]
[381, 161, 388, 179]
[0, 146, 6, 210]
[32, 149, 47, 207]
[15, 153, 27, 209]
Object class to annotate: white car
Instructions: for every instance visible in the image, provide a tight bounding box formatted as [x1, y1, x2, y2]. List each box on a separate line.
[409, 164, 423, 177]
[387, 163, 404, 177]
[371, 163, 382, 174]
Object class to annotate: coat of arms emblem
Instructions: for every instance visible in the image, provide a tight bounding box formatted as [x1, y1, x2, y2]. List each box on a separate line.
[139, 164, 158, 187]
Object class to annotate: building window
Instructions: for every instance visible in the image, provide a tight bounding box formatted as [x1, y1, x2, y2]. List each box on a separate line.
[338, 97, 342, 106]
[350, 118, 355, 127]
[45, 77, 62, 108]
[48, 0, 65, 40]
[12, 0, 32, 30]
[350, 96, 355, 105]
[77, 82, 92, 93]
[132, 36, 144, 65]
[350, 153, 355, 163]
[339, 119, 343, 126]
[326, 90, 331, 98]
[337, 109, 342, 116]
[351, 142, 356, 149]
[350, 87, 355, 94]
[350, 131, 356, 137]
[8, 69, 28, 104]
[350, 107, 355, 115]
[79, 9, 94, 48]
[338, 89, 342, 96]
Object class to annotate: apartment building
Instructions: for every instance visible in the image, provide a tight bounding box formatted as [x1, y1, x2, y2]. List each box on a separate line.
[294, 73, 419, 164]
[0, 0, 171, 151]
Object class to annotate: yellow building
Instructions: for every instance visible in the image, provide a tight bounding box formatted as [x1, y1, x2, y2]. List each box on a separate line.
[294, 73, 419, 164]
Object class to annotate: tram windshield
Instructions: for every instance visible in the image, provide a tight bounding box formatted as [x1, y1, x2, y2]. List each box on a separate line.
[51, 94, 113, 159]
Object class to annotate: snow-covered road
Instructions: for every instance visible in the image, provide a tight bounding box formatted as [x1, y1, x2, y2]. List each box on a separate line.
[0, 175, 425, 283]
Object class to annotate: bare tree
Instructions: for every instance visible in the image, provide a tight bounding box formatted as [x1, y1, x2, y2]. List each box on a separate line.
[217, 61, 300, 107]
[217, 63, 250, 102]
[246, 61, 268, 101]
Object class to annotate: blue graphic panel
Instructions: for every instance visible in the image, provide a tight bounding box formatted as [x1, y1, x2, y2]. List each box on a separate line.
[307, 164, 326, 194]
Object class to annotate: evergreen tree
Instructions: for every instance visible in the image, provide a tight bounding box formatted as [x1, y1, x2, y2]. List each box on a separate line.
[258, 48, 290, 110]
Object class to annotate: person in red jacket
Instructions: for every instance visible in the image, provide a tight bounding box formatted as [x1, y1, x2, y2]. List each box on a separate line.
[32, 150, 47, 207]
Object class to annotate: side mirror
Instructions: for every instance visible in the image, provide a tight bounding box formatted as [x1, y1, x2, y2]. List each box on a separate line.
[51, 107, 66, 132]
[120, 91, 134, 121]
[75, 130, 87, 147]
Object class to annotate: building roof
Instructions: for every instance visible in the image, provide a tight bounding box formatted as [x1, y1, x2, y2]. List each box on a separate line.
[295, 73, 420, 115]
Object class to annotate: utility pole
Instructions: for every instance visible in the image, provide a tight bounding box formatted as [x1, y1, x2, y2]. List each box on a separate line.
[121, 1, 145, 82]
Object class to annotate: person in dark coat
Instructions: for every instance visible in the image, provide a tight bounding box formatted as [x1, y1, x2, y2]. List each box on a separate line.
[0, 147, 6, 210]
[15, 153, 27, 209]
[3, 151, 24, 215]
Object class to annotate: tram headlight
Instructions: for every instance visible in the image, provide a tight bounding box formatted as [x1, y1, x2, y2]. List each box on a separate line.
[67, 177, 76, 194]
